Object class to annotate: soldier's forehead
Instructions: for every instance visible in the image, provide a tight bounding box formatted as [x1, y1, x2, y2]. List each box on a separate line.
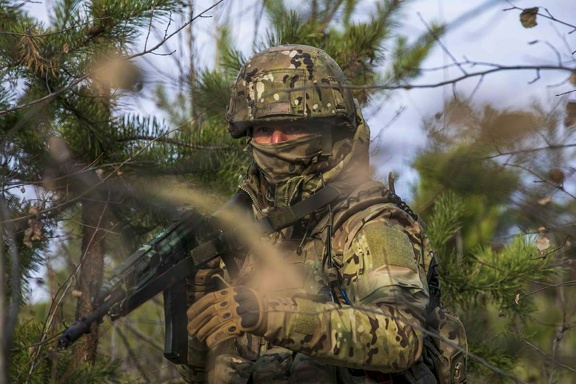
[254, 118, 340, 127]
[253, 121, 316, 128]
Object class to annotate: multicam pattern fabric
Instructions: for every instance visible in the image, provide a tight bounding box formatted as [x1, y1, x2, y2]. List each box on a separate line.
[178, 182, 431, 384]
[426, 308, 467, 384]
[227, 45, 357, 138]
[250, 133, 324, 184]
[252, 184, 430, 372]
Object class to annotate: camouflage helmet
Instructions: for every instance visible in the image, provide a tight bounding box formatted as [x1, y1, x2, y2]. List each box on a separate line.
[227, 44, 357, 138]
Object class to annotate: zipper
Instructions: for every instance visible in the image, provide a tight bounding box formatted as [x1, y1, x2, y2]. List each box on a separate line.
[238, 185, 263, 214]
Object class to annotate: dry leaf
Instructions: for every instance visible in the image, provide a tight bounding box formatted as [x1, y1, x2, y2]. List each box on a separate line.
[514, 293, 520, 305]
[29, 206, 40, 216]
[536, 234, 550, 258]
[520, 7, 538, 28]
[536, 234, 550, 251]
[71, 290, 83, 298]
[565, 101, 576, 128]
[22, 206, 43, 248]
[548, 168, 565, 185]
[23, 228, 34, 248]
[537, 196, 551, 205]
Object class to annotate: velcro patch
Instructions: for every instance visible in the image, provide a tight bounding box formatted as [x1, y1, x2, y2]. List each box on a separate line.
[359, 223, 418, 272]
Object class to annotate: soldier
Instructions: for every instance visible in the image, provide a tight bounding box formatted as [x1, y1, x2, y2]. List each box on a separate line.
[181, 44, 439, 384]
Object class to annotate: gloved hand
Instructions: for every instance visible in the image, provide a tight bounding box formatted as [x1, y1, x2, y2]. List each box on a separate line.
[187, 286, 268, 348]
[186, 258, 223, 304]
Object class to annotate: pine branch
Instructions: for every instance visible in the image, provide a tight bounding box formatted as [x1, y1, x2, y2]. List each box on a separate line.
[0, 0, 226, 117]
[116, 135, 235, 151]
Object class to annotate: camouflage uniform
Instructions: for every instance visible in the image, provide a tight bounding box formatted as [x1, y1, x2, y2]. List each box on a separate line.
[181, 45, 438, 384]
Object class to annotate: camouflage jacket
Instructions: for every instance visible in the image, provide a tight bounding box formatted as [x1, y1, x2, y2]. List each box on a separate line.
[180, 180, 431, 384]
[219, 182, 428, 383]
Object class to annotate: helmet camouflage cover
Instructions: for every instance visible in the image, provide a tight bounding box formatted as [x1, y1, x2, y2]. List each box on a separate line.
[227, 44, 357, 138]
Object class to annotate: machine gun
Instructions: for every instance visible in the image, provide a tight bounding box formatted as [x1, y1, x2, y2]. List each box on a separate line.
[57, 192, 251, 364]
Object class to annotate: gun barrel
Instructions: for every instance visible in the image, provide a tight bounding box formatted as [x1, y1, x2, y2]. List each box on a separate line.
[58, 288, 123, 350]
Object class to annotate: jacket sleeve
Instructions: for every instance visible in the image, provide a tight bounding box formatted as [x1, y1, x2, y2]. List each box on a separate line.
[262, 205, 429, 372]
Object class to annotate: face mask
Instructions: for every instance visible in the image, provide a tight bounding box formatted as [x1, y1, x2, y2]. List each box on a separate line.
[250, 134, 324, 184]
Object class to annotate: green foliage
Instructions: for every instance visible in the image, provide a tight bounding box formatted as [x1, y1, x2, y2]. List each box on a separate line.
[424, 191, 556, 379]
[463, 320, 520, 382]
[425, 191, 465, 255]
[10, 321, 121, 383]
[414, 96, 576, 382]
[390, 22, 444, 82]
[414, 145, 519, 205]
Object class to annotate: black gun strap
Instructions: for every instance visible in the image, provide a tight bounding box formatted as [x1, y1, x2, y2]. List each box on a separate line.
[258, 185, 342, 234]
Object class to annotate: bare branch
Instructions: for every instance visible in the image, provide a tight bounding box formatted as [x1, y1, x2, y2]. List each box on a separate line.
[507, 163, 576, 200]
[504, 4, 576, 32]
[524, 340, 576, 374]
[417, 12, 467, 76]
[115, 327, 152, 383]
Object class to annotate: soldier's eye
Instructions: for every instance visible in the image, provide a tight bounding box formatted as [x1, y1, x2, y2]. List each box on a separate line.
[286, 125, 305, 135]
[253, 126, 272, 136]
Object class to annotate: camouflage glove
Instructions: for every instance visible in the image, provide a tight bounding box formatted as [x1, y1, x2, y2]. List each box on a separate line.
[187, 286, 268, 348]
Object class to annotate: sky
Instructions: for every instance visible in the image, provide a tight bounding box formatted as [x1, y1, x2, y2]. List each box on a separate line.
[375, 0, 575, 193]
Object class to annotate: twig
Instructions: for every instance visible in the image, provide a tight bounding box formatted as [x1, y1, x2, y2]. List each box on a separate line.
[417, 12, 467, 76]
[115, 327, 152, 383]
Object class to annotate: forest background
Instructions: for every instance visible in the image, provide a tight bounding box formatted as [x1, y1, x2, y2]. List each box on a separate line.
[1, 0, 576, 383]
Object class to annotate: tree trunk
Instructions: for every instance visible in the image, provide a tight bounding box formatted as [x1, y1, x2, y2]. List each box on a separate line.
[74, 189, 108, 363]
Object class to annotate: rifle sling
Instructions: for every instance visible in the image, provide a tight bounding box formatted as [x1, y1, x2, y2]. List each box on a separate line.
[258, 185, 341, 234]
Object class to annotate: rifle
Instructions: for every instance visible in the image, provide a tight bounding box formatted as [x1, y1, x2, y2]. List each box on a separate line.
[57, 184, 342, 364]
[57, 191, 251, 364]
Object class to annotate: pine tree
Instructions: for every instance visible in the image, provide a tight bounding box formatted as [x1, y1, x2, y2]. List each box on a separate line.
[412, 96, 576, 383]
[153, 0, 444, 192]
[1, 0, 184, 381]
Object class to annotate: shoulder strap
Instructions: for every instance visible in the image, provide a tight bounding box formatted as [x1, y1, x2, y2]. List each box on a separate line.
[331, 183, 418, 234]
[257, 185, 342, 234]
